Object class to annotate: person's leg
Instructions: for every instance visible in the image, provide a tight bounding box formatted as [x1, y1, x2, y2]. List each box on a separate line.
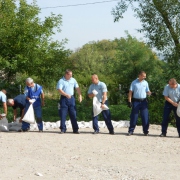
[59, 97, 68, 132]
[68, 96, 79, 132]
[128, 101, 140, 133]
[101, 101, 114, 133]
[92, 115, 99, 132]
[21, 103, 30, 131]
[173, 107, 180, 137]
[161, 101, 172, 135]
[34, 106, 43, 131]
[140, 100, 149, 134]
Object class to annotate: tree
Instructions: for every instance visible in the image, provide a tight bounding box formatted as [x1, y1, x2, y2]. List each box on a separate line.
[0, 0, 68, 84]
[112, 0, 180, 65]
[68, 37, 164, 104]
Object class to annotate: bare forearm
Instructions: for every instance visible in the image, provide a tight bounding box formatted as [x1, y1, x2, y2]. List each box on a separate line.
[165, 96, 177, 106]
[3, 103, 7, 115]
[76, 87, 82, 96]
[128, 91, 132, 102]
[20, 109, 25, 119]
[58, 89, 69, 97]
[13, 109, 17, 121]
[88, 94, 95, 98]
[101, 95, 107, 104]
[41, 93, 45, 102]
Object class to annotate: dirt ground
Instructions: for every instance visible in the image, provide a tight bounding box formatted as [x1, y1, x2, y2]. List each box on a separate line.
[0, 124, 180, 180]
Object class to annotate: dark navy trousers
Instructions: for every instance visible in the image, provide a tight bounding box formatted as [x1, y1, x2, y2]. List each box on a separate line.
[59, 96, 79, 132]
[128, 99, 149, 133]
[161, 101, 180, 135]
[92, 100, 114, 132]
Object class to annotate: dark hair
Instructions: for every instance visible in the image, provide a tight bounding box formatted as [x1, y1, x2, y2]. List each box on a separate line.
[138, 71, 146, 75]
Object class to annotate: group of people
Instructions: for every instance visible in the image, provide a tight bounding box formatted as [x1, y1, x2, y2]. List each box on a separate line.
[0, 69, 180, 137]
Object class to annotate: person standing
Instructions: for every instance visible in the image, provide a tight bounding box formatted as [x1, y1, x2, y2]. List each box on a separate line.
[7, 94, 26, 122]
[160, 78, 180, 137]
[20, 78, 45, 132]
[88, 74, 114, 134]
[56, 69, 82, 134]
[127, 71, 151, 136]
[0, 89, 7, 118]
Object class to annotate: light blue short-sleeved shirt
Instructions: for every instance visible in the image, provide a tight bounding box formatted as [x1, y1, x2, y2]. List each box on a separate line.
[163, 84, 180, 102]
[130, 79, 150, 99]
[0, 91, 7, 102]
[56, 77, 79, 96]
[24, 83, 43, 97]
[88, 81, 107, 102]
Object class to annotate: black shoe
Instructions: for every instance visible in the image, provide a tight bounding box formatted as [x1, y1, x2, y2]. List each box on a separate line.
[127, 132, 133, 136]
[39, 130, 43, 132]
[93, 131, 99, 134]
[73, 131, 80, 134]
[60, 131, 65, 134]
[144, 133, 149, 136]
[18, 129, 28, 132]
[109, 131, 115, 135]
[159, 133, 166, 137]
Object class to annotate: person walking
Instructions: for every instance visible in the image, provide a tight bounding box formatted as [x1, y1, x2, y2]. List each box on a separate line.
[20, 78, 45, 132]
[160, 78, 180, 137]
[7, 94, 26, 122]
[56, 69, 82, 134]
[88, 74, 114, 134]
[127, 71, 151, 136]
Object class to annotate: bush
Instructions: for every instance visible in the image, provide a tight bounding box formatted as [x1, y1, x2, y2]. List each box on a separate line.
[5, 97, 178, 127]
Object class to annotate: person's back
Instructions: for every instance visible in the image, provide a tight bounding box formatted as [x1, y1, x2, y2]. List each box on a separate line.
[13, 94, 26, 109]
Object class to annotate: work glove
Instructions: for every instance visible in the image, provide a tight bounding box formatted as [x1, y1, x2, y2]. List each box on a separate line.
[127, 102, 132, 108]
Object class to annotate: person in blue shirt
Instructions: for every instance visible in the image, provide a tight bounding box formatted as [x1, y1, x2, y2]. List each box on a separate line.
[20, 78, 45, 132]
[127, 71, 151, 136]
[56, 69, 82, 134]
[88, 74, 114, 134]
[160, 78, 180, 137]
[7, 94, 26, 122]
[0, 89, 7, 118]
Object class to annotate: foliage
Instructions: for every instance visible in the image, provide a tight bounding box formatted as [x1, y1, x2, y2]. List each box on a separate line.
[0, 0, 68, 84]
[112, 0, 180, 65]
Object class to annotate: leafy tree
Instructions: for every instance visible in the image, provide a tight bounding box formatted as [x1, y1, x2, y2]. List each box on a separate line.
[68, 37, 164, 105]
[0, 0, 67, 84]
[112, 0, 180, 64]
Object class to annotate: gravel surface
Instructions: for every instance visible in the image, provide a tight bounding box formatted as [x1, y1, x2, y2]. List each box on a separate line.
[0, 124, 180, 180]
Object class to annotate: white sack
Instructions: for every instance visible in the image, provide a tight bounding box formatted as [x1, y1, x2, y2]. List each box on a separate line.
[93, 96, 109, 117]
[56, 120, 60, 128]
[22, 104, 35, 124]
[0, 117, 9, 132]
[8, 122, 22, 131]
[177, 102, 180, 117]
[30, 123, 38, 131]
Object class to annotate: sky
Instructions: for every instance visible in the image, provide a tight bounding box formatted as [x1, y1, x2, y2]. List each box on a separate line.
[26, 0, 144, 51]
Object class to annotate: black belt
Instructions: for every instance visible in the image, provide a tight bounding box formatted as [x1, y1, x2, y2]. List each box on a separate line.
[132, 98, 146, 102]
[61, 95, 74, 98]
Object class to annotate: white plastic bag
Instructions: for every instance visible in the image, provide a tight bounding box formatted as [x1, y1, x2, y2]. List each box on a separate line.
[8, 122, 22, 131]
[93, 96, 109, 117]
[0, 117, 9, 132]
[177, 102, 180, 117]
[22, 104, 35, 124]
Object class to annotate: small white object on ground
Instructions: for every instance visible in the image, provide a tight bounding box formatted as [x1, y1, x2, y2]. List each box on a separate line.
[35, 172, 43, 176]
